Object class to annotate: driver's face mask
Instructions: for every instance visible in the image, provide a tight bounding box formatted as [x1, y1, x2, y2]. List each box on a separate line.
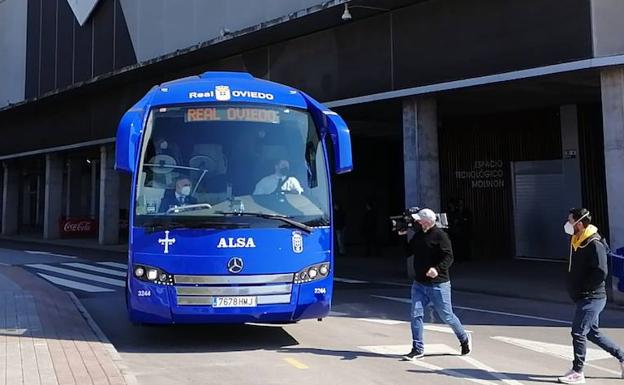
[180, 185, 191, 196]
[564, 212, 589, 235]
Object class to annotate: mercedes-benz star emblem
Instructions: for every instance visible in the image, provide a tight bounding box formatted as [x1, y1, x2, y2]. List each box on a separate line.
[227, 257, 243, 274]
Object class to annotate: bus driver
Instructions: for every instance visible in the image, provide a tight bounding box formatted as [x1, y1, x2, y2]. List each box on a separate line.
[253, 159, 304, 195]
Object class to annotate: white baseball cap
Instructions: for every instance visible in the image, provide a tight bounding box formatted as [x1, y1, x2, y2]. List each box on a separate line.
[411, 208, 437, 222]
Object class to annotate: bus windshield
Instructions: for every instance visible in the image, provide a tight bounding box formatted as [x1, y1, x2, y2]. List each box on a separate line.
[134, 104, 330, 229]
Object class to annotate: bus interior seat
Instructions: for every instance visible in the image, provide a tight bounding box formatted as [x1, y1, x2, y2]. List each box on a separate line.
[190, 144, 229, 193]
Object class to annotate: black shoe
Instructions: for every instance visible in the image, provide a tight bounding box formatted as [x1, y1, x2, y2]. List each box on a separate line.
[403, 348, 424, 360]
[460, 334, 472, 356]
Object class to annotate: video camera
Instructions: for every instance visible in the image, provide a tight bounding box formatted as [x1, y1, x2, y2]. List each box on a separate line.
[390, 207, 449, 232]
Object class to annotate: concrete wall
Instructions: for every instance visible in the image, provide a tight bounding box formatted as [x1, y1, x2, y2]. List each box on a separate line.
[591, 0, 624, 57]
[0, 0, 27, 108]
[119, 0, 342, 62]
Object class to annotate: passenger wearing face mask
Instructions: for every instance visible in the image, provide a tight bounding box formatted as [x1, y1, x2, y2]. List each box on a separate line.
[253, 159, 304, 195]
[557, 208, 624, 384]
[159, 176, 198, 212]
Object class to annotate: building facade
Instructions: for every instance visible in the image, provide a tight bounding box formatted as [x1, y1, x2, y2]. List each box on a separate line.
[1, 0, 623, 297]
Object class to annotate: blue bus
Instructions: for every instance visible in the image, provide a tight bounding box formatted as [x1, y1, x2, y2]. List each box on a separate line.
[115, 72, 352, 324]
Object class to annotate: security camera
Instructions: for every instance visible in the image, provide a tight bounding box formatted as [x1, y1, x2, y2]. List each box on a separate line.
[341, 4, 352, 21]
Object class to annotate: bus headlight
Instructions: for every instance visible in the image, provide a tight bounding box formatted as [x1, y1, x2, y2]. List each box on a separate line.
[146, 269, 158, 280]
[134, 267, 145, 278]
[133, 264, 174, 285]
[294, 263, 330, 284]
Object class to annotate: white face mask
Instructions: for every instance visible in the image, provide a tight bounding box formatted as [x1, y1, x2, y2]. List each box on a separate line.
[180, 186, 191, 196]
[564, 212, 590, 235]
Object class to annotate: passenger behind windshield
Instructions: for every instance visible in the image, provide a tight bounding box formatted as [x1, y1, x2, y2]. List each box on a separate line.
[253, 159, 304, 195]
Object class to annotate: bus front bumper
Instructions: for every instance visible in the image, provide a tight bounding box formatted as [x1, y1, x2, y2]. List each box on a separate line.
[127, 277, 332, 324]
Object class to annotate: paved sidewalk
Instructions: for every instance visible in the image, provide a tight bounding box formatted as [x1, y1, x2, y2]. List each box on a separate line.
[0, 235, 127, 254]
[0, 266, 130, 385]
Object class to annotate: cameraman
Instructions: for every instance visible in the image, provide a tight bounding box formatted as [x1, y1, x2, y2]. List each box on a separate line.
[399, 208, 472, 360]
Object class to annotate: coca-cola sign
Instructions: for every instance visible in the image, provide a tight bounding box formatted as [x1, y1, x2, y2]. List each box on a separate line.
[59, 218, 97, 238]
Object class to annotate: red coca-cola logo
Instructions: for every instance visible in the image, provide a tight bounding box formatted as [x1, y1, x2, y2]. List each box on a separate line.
[63, 221, 92, 233]
[59, 218, 97, 238]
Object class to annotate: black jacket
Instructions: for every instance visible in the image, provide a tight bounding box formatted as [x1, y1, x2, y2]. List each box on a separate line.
[158, 190, 198, 212]
[567, 233, 608, 301]
[407, 226, 454, 284]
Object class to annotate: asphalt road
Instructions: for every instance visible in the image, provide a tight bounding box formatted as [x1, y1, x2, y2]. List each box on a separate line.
[1, 242, 623, 385]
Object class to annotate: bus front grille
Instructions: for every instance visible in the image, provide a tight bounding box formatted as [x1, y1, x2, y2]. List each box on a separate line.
[173, 274, 294, 306]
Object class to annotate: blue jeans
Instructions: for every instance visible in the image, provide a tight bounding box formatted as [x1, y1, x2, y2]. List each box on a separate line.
[410, 281, 468, 352]
[571, 297, 624, 372]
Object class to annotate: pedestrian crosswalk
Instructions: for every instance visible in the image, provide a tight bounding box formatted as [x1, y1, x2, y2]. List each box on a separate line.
[25, 261, 128, 293]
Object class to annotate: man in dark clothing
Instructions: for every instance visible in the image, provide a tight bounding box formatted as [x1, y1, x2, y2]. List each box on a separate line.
[558, 208, 624, 384]
[361, 201, 380, 257]
[159, 176, 197, 212]
[399, 208, 471, 360]
[333, 203, 347, 255]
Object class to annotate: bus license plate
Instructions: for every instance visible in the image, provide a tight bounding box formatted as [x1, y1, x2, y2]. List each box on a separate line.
[213, 296, 257, 308]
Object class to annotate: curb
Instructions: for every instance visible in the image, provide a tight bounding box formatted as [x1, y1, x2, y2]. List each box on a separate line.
[67, 292, 139, 385]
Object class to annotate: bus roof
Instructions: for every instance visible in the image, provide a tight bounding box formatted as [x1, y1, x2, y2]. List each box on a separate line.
[145, 71, 309, 109]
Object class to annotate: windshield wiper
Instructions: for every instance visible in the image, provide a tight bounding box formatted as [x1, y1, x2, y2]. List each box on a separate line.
[142, 220, 249, 233]
[216, 212, 313, 233]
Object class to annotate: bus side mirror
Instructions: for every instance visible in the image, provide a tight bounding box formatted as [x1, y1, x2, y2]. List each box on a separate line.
[115, 109, 144, 173]
[299, 91, 353, 174]
[326, 113, 353, 174]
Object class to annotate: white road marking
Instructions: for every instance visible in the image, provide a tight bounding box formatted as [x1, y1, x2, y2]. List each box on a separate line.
[493, 336, 621, 376]
[360, 344, 498, 385]
[26, 264, 125, 287]
[454, 306, 571, 325]
[358, 318, 406, 325]
[425, 324, 473, 334]
[329, 311, 349, 317]
[62, 263, 127, 277]
[377, 281, 411, 287]
[372, 295, 571, 325]
[36, 273, 114, 293]
[97, 262, 128, 269]
[24, 250, 77, 259]
[370, 295, 410, 303]
[514, 257, 566, 264]
[356, 317, 472, 333]
[334, 277, 368, 284]
[458, 355, 524, 385]
[492, 336, 613, 362]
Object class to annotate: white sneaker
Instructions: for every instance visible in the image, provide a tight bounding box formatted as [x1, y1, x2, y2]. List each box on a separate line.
[558, 370, 585, 384]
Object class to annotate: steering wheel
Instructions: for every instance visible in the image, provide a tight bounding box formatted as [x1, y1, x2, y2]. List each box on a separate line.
[166, 203, 213, 214]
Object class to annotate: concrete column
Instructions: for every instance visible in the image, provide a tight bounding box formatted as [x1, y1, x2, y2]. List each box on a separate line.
[600, 67, 624, 304]
[35, 174, 42, 225]
[90, 160, 97, 218]
[44, 154, 63, 239]
[22, 177, 31, 226]
[99, 145, 119, 245]
[560, 105, 583, 211]
[66, 159, 83, 217]
[2, 162, 19, 235]
[402, 96, 440, 212]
